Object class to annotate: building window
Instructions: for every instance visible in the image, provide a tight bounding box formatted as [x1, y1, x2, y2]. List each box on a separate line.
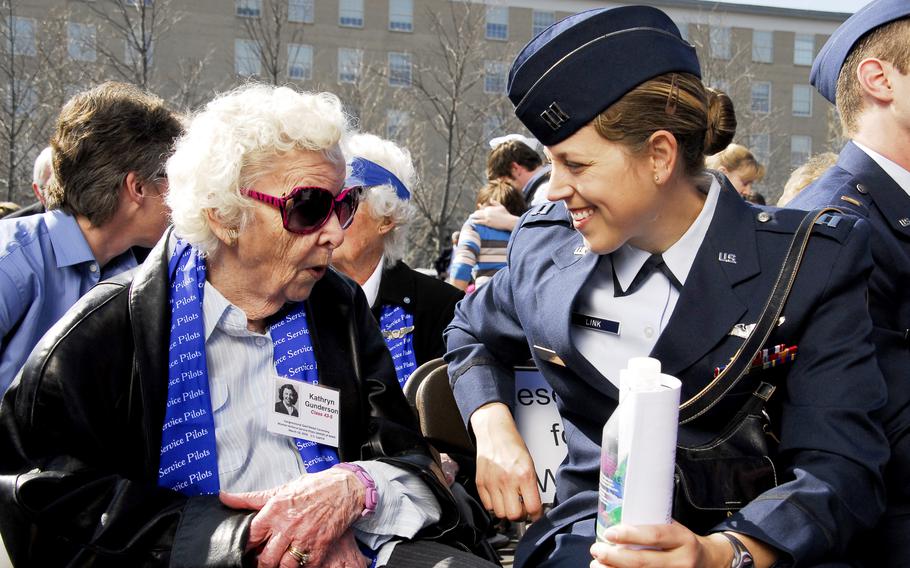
[747, 133, 770, 166]
[8, 17, 36, 56]
[794, 33, 814, 66]
[388, 52, 411, 87]
[338, 47, 362, 83]
[235, 38, 261, 76]
[386, 109, 409, 142]
[792, 84, 812, 117]
[750, 81, 771, 114]
[709, 26, 731, 60]
[790, 135, 812, 167]
[236, 0, 261, 18]
[67, 22, 96, 62]
[339, 0, 363, 28]
[532, 10, 554, 37]
[484, 60, 507, 94]
[389, 0, 413, 32]
[752, 30, 773, 63]
[288, 0, 314, 23]
[287, 43, 312, 80]
[486, 6, 508, 41]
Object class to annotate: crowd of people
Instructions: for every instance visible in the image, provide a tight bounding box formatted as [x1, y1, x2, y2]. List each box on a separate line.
[0, 0, 907, 567]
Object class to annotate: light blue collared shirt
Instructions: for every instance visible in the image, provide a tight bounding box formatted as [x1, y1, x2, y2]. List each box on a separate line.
[0, 209, 136, 393]
[200, 278, 440, 565]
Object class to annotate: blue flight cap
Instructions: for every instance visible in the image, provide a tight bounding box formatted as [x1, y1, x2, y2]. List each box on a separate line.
[345, 157, 410, 200]
[507, 5, 700, 146]
[811, 0, 910, 104]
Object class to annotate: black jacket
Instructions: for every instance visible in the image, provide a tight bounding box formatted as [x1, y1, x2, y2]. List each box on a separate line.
[0, 232, 460, 567]
[373, 261, 464, 366]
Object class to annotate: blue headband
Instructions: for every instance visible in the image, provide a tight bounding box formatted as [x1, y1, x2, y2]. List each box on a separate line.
[345, 157, 410, 201]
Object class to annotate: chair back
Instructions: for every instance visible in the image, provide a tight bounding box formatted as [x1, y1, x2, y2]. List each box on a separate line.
[403, 357, 447, 411]
[412, 362, 475, 457]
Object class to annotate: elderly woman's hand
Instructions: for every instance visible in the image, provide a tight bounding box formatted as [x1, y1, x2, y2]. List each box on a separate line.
[318, 530, 371, 568]
[220, 467, 365, 568]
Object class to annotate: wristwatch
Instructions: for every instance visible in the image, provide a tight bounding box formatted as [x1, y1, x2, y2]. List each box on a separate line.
[334, 462, 377, 517]
[721, 532, 755, 568]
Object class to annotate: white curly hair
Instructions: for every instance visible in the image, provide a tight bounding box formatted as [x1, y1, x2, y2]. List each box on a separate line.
[342, 133, 416, 267]
[166, 84, 350, 255]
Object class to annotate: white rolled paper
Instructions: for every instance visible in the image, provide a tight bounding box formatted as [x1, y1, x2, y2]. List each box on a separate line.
[597, 357, 682, 541]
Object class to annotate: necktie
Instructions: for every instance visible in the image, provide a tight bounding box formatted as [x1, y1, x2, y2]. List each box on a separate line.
[613, 254, 682, 297]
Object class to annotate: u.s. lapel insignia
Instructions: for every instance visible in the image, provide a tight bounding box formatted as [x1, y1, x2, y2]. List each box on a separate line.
[573, 245, 587, 256]
[899, 218, 910, 228]
[718, 252, 737, 264]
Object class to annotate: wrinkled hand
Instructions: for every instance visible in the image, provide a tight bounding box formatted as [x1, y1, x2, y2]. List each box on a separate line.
[469, 201, 519, 232]
[589, 522, 729, 568]
[319, 530, 371, 568]
[470, 402, 542, 522]
[220, 467, 365, 568]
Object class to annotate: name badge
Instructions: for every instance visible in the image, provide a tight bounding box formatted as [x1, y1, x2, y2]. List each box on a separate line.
[571, 312, 620, 335]
[268, 376, 340, 447]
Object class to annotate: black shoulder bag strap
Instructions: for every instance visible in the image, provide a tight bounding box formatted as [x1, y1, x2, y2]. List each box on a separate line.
[678, 207, 841, 425]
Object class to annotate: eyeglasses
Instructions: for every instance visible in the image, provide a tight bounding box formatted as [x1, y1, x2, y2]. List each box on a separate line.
[240, 185, 363, 234]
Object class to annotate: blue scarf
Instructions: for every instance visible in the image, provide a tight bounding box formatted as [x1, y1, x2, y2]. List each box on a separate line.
[378, 305, 417, 387]
[159, 240, 339, 496]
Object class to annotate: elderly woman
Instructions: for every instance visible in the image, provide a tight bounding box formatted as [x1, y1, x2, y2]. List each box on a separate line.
[0, 86, 494, 568]
[332, 133, 464, 387]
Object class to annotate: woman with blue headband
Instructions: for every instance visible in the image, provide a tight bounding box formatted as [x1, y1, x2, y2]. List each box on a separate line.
[445, 5, 888, 568]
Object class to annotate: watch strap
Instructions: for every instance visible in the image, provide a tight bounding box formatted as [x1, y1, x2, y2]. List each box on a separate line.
[334, 462, 377, 517]
[721, 532, 755, 568]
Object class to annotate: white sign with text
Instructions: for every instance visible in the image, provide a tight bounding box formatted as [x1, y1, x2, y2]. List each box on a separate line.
[513, 367, 567, 504]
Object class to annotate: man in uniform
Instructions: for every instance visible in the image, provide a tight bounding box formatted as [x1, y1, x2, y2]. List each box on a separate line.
[787, 1, 910, 564]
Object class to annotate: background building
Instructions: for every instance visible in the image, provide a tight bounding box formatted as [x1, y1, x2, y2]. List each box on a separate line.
[0, 0, 851, 265]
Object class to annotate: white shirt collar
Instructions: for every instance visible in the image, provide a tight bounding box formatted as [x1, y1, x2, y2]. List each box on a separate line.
[611, 176, 721, 293]
[361, 255, 385, 308]
[853, 140, 910, 199]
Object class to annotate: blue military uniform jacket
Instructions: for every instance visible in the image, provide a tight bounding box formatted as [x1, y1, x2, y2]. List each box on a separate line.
[446, 179, 889, 566]
[789, 141, 910, 565]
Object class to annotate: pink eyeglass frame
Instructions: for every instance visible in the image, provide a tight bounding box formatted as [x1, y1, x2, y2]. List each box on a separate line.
[240, 185, 362, 234]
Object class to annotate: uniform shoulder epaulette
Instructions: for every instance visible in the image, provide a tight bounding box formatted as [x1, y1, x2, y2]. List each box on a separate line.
[519, 201, 572, 229]
[755, 206, 857, 244]
[832, 178, 873, 216]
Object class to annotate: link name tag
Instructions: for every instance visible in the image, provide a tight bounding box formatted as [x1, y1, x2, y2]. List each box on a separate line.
[571, 312, 620, 335]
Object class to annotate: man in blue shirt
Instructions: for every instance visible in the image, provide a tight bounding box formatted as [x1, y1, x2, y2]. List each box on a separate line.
[0, 82, 183, 393]
[786, 1, 910, 564]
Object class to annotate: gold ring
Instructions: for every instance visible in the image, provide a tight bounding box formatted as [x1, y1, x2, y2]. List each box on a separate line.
[288, 546, 310, 566]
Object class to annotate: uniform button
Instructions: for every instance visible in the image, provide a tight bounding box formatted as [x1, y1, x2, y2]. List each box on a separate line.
[89, 263, 98, 273]
[644, 326, 655, 338]
[855, 183, 868, 194]
[403, 297, 411, 304]
[255, 337, 267, 347]
[756, 211, 772, 223]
